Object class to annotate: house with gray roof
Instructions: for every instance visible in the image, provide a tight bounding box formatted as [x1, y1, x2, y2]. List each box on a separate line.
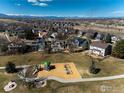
[89, 41, 112, 57]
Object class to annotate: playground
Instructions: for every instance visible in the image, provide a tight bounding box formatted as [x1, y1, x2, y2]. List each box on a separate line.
[1, 53, 124, 93]
[37, 63, 82, 80]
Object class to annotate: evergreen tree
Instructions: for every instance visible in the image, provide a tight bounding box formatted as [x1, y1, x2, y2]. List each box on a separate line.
[82, 40, 89, 50]
[5, 62, 17, 73]
[0, 45, 8, 52]
[104, 33, 112, 43]
[112, 40, 124, 59]
[89, 60, 96, 74]
[93, 32, 98, 39]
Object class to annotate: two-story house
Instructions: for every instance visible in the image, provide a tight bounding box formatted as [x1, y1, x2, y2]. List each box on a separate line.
[89, 41, 112, 57]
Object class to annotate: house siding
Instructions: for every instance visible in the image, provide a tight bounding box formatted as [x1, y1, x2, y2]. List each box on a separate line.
[90, 46, 105, 56]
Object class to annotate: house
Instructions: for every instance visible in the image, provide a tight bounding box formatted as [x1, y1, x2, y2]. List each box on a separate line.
[8, 39, 40, 53]
[36, 38, 45, 51]
[6, 30, 25, 37]
[111, 35, 121, 44]
[89, 41, 112, 57]
[50, 32, 58, 39]
[77, 31, 83, 37]
[8, 39, 24, 51]
[38, 30, 48, 38]
[51, 40, 64, 52]
[95, 33, 104, 40]
[95, 33, 101, 40]
[69, 37, 89, 52]
[24, 40, 38, 51]
[8, 44, 23, 52]
[84, 32, 94, 39]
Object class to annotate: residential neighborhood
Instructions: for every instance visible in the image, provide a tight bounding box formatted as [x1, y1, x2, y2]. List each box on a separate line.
[0, 20, 122, 57]
[0, 20, 124, 93]
[0, 0, 124, 93]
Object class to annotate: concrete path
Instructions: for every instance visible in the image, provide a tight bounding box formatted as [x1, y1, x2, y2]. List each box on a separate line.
[1, 65, 124, 83]
[0, 65, 30, 70]
[47, 74, 124, 83]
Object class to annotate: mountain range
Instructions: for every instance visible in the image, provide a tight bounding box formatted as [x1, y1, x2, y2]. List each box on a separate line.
[0, 13, 124, 19]
[0, 13, 82, 19]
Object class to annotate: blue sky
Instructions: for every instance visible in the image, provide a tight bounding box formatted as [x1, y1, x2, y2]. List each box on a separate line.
[0, 0, 124, 17]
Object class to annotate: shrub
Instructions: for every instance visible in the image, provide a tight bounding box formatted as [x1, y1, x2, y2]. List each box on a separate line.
[5, 62, 17, 73]
[112, 40, 124, 59]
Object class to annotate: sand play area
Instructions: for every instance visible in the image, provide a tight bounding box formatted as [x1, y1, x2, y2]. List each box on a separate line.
[37, 63, 81, 80]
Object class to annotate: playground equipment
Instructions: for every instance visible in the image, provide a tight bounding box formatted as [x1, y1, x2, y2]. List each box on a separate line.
[43, 61, 51, 71]
[33, 64, 41, 75]
[64, 64, 72, 75]
[4, 81, 17, 92]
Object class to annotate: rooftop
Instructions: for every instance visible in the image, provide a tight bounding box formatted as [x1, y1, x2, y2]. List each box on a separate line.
[90, 41, 110, 49]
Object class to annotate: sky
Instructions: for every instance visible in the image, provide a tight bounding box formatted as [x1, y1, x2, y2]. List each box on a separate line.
[0, 0, 124, 17]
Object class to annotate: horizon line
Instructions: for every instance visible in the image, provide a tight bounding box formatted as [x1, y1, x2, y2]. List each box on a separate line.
[1, 13, 124, 18]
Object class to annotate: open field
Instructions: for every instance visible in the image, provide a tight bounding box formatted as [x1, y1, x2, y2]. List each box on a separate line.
[1, 71, 124, 93]
[74, 25, 124, 38]
[0, 18, 28, 25]
[0, 52, 124, 92]
[0, 52, 124, 77]
[0, 19, 19, 23]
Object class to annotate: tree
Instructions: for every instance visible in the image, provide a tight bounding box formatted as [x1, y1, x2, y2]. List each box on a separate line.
[75, 29, 79, 34]
[112, 40, 124, 59]
[92, 32, 98, 39]
[0, 45, 8, 52]
[89, 57, 101, 74]
[89, 60, 96, 74]
[45, 41, 52, 54]
[5, 62, 17, 73]
[24, 30, 36, 40]
[103, 33, 112, 43]
[18, 45, 31, 54]
[82, 40, 89, 50]
[100, 34, 105, 40]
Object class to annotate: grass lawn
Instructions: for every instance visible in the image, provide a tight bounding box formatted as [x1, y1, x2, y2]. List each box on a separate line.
[1, 71, 124, 93]
[0, 52, 124, 77]
[0, 52, 91, 70]
[96, 57, 124, 76]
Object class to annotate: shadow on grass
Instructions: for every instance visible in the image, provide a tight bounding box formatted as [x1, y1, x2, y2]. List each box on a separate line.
[94, 68, 101, 74]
